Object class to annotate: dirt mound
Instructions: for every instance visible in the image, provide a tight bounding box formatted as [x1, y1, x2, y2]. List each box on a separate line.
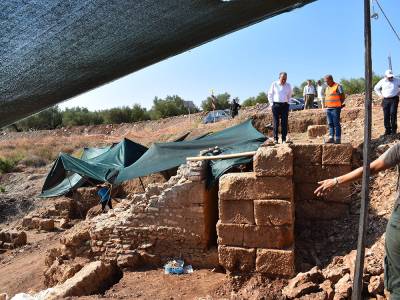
[345, 92, 381, 108]
[0, 168, 48, 223]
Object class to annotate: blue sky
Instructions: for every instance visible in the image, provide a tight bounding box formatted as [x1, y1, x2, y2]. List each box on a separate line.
[60, 0, 400, 111]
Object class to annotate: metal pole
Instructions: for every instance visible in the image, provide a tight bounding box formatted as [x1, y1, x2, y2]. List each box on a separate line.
[389, 53, 393, 70]
[352, 0, 373, 298]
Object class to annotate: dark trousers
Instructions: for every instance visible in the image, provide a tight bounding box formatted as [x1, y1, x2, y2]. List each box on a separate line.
[272, 102, 289, 141]
[382, 96, 399, 134]
[101, 199, 112, 211]
[326, 108, 341, 140]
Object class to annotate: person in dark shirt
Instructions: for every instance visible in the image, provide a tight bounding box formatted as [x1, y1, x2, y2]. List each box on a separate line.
[230, 97, 241, 118]
[97, 184, 113, 212]
[315, 143, 400, 299]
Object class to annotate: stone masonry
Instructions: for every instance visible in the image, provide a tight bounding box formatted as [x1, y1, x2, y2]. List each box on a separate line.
[291, 143, 353, 221]
[217, 143, 353, 277]
[45, 142, 354, 284]
[88, 161, 218, 269]
[217, 145, 295, 277]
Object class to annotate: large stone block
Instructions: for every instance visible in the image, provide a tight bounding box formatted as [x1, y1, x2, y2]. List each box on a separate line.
[219, 173, 293, 201]
[46, 261, 120, 298]
[219, 200, 254, 224]
[307, 125, 327, 138]
[295, 183, 352, 203]
[22, 217, 34, 229]
[216, 221, 244, 246]
[296, 200, 349, 220]
[256, 248, 295, 276]
[290, 144, 322, 166]
[218, 245, 255, 273]
[254, 200, 293, 226]
[253, 146, 293, 177]
[293, 165, 352, 184]
[243, 225, 293, 248]
[322, 144, 353, 165]
[10, 231, 27, 247]
[39, 219, 55, 232]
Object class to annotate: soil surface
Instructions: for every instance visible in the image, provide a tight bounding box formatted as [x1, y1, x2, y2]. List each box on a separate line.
[0, 94, 397, 299]
[0, 231, 60, 296]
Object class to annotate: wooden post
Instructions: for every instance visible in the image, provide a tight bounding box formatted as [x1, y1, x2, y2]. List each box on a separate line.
[138, 177, 146, 192]
[187, 151, 256, 161]
[352, 0, 373, 298]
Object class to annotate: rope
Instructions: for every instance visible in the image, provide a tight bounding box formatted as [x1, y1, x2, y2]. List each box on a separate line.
[374, 0, 400, 44]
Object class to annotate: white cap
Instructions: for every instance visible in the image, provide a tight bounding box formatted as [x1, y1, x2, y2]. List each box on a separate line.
[385, 69, 394, 78]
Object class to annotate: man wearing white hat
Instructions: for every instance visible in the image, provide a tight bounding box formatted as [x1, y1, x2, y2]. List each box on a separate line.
[374, 70, 400, 135]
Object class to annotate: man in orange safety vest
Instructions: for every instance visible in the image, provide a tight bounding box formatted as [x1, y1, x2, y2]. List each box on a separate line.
[323, 74, 345, 144]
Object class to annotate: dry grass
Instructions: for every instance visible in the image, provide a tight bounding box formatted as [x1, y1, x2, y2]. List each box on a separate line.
[0, 112, 233, 175]
[0, 134, 114, 170]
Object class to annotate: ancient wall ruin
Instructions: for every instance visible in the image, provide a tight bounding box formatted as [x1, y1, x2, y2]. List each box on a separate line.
[291, 143, 353, 221]
[216, 143, 353, 277]
[88, 161, 218, 269]
[43, 142, 354, 287]
[217, 146, 295, 276]
[252, 108, 364, 135]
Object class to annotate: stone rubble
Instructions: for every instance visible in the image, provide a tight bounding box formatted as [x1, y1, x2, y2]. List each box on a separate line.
[0, 230, 27, 249]
[283, 248, 388, 299]
[44, 160, 218, 286]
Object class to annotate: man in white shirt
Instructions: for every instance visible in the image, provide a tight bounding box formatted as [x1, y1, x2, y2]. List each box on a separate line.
[268, 72, 292, 143]
[317, 80, 326, 108]
[374, 70, 400, 135]
[303, 80, 316, 109]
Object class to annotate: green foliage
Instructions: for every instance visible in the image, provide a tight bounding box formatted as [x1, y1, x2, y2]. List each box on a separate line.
[201, 92, 231, 111]
[104, 106, 133, 124]
[62, 107, 104, 126]
[340, 78, 364, 94]
[340, 74, 381, 94]
[292, 86, 302, 98]
[0, 155, 22, 174]
[131, 104, 150, 122]
[242, 92, 268, 107]
[6, 96, 198, 131]
[150, 95, 197, 119]
[0, 186, 5, 193]
[15, 106, 63, 130]
[0, 158, 14, 174]
[292, 75, 382, 97]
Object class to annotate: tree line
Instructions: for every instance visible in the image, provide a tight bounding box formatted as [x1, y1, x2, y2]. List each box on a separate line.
[292, 74, 382, 98]
[11, 92, 268, 131]
[8, 74, 384, 131]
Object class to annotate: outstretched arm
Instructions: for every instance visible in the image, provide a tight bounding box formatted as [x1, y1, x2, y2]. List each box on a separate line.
[314, 158, 388, 196]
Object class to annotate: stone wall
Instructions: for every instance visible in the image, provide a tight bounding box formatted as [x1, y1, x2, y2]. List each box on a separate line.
[252, 108, 363, 135]
[217, 146, 295, 276]
[291, 143, 353, 221]
[88, 161, 218, 269]
[216, 143, 354, 277]
[0, 229, 26, 249]
[45, 142, 354, 284]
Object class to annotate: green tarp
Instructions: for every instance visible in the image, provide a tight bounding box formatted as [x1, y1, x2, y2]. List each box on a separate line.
[41, 138, 147, 197]
[41, 120, 266, 197]
[115, 120, 266, 183]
